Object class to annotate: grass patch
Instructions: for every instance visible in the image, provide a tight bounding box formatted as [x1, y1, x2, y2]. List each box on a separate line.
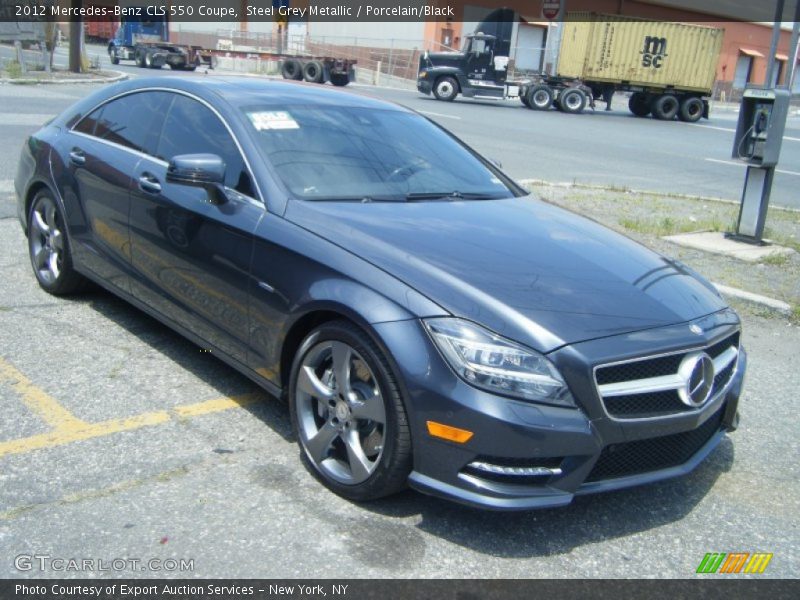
[759, 253, 791, 266]
[617, 216, 728, 236]
[3, 60, 22, 78]
[791, 305, 800, 325]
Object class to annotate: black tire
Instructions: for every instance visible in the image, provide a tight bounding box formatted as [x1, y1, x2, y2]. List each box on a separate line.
[281, 59, 303, 80]
[135, 50, 146, 68]
[679, 96, 704, 123]
[289, 320, 412, 502]
[145, 52, 160, 69]
[652, 94, 679, 120]
[432, 76, 458, 101]
[27, 190, 86, 295]
[628, 92, 651, 117]
[526, 84, 554, 110]
[520, 87, 531, 107]
[303, 60, 325, 83]
[330, 72, 349, 86]
[108, 47, 119, 65]
[558, 88, 587, 114]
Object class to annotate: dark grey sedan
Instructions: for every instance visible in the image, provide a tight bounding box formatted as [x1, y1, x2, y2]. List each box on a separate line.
[15, 77, 746, 509]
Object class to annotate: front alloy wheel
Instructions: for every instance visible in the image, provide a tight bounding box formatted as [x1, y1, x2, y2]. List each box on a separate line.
[290, 321, 411, 501]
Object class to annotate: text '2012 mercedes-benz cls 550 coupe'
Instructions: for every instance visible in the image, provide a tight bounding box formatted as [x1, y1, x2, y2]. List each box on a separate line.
[15, 77, 745, 510]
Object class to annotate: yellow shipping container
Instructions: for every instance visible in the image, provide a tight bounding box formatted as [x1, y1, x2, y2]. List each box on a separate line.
[558, 14, 724, 94]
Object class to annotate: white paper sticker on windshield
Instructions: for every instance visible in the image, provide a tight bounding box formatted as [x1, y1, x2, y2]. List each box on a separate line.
[247, 111, 299, 131]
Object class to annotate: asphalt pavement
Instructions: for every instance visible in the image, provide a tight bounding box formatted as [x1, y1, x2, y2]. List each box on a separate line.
[0, 51, 798, 579]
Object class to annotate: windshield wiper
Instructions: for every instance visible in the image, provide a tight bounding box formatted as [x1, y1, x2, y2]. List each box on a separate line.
[405, 191, 505, 201]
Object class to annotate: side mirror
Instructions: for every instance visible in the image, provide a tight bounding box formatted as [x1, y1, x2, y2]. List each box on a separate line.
[166, 153, 227, 204]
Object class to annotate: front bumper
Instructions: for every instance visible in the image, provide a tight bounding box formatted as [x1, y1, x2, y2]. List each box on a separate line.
[417, 77, 433, 95]
[374, 309, 744, 511]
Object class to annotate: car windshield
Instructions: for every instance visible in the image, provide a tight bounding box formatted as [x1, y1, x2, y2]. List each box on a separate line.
[241, 104, 519, 201]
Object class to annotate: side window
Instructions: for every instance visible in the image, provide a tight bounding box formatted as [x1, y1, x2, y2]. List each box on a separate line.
[157, 95, 254, 197]
[89, 92, 171, 155]
[74, 108, 101, 136]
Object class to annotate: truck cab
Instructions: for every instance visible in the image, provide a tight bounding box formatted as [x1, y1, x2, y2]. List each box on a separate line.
[418, 33, 517, 101]
[108, 13, 213, 71]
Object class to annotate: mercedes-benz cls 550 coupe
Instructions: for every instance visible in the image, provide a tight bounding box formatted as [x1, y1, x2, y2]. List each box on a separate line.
[15, 77, 746, 510]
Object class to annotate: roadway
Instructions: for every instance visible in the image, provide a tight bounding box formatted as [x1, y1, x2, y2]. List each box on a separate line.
[3, 41, 798, 209]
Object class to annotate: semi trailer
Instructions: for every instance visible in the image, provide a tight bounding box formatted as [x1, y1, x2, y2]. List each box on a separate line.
[418, 12, 724, 122]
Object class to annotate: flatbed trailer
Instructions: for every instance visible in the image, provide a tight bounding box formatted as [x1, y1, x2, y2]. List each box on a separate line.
[279, 56, 357, 87]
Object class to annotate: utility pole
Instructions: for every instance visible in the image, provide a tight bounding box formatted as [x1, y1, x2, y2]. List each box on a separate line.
[785, 1, 800, 88]
[68, 0, 83, 73]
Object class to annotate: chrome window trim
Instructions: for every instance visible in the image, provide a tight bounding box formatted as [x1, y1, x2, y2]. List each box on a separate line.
[68, 87, 264, 206]
[592, 328, 741, 423]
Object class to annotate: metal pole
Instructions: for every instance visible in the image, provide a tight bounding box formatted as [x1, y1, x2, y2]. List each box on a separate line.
[764, 0, 785, 87]
[785, 1, 800, 88]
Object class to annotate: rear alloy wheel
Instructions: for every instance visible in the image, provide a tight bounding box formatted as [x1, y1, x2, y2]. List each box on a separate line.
[652, 94, 679, 120]
[27, 191, 86, 295]
[527, 84, 554, 110]
[679, 96, 704, 123]
[289, 321, 411, 501]
[558, 88, 587, 114]
[433, 76, 458, 101]
[628, 92, 651, 117]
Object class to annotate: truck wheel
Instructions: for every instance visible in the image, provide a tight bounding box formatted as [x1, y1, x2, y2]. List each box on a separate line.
[527, 84, 554, 110]
[520, 87, 531, 107]
[108, 46, 119, 65]
[678, 97, 704, 123]
[281, 59, 303, 80]
[135, 50, 146, 68]
[303, 60, 325, 83]
[433, 76, 458, 101]
[628, 92, 651, 117]
[652, 94, 679, 120]
[330, 73, 349, 86]
[559, 88, 587, 114]
[144, 52, 157, 69]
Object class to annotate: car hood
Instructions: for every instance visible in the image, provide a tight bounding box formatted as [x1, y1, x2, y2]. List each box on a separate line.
[285, 196, 727, 353]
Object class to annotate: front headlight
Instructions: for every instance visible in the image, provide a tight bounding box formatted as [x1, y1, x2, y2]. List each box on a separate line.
[418, 70, 428, 78]
[423, 318, 575, 407]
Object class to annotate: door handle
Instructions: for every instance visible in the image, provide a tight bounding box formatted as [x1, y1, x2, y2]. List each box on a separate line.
[69, 149, 86, 166]
[138, 173, 162, 195]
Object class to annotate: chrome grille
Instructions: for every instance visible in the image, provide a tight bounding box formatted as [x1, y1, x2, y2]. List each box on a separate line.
[594, 331, 740, 420]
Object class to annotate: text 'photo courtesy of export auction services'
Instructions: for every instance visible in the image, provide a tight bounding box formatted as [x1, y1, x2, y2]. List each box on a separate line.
[14, 583, 348, 597]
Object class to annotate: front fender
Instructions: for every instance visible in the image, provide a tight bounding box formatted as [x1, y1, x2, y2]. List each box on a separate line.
[424, 67, 468, 91]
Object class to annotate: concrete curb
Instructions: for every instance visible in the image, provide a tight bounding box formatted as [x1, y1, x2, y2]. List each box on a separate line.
[713, 283, 793, 316]
[0, 70, 128, 85]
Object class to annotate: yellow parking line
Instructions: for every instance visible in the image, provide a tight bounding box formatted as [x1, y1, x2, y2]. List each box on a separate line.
[0, 356, 88, 430]
[0, 391, 263, 458]
[173, 392, 262, 418]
